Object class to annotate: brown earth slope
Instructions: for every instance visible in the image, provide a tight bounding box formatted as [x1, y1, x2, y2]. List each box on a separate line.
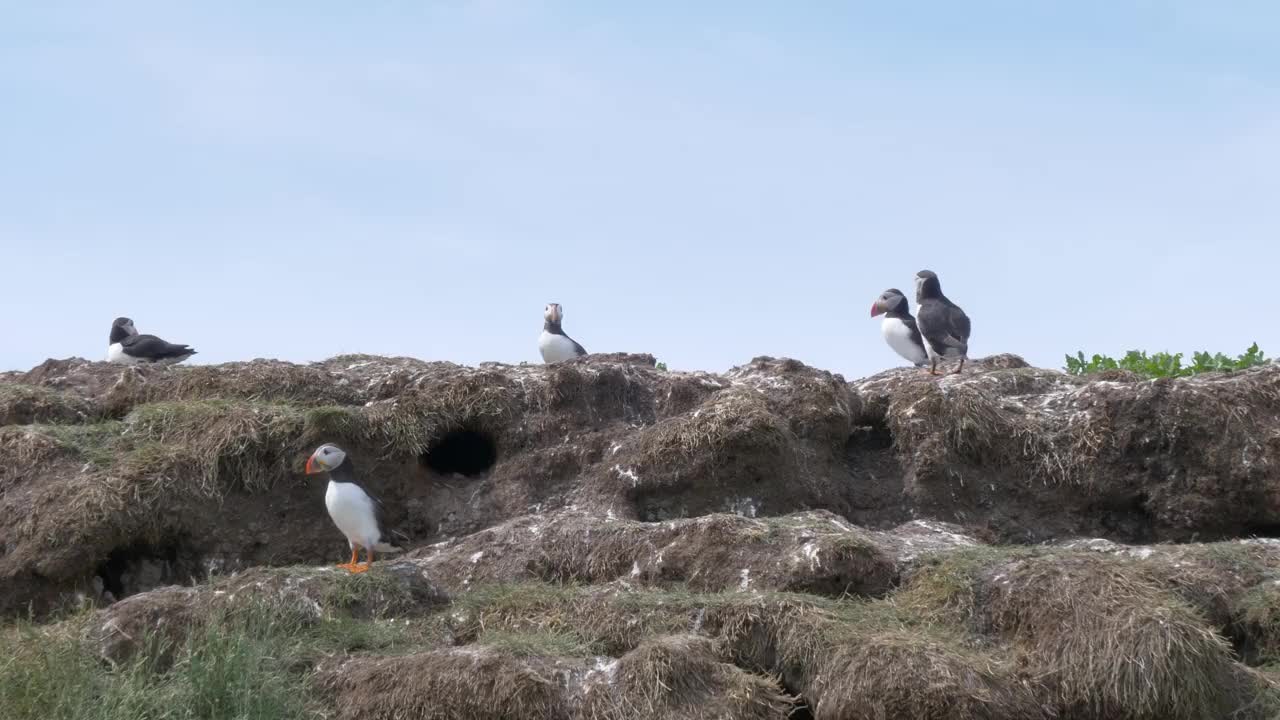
[3, 353, 1280, 718]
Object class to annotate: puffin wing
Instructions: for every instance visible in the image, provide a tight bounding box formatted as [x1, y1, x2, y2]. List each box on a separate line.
[360, 483, 402, 552]
[565, 334, 588, 356]
[121, 334, 196, 361]
[916, 302, 961, 352]
[946, 304, 972, 348]
[901, 313, 926, 349]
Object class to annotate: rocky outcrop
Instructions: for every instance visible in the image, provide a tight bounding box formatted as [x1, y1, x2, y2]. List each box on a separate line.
[3, 352, 1280, 718]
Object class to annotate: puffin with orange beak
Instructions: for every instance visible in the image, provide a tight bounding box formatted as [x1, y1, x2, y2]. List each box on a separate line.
[304, 443, 401, 573]
[870, 288, 928, 367]
[538, 302, 588, 364]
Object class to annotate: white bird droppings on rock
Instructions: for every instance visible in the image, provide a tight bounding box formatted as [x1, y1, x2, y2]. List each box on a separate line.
[612, 465, 640, 486]
[801, 541, 821, 569]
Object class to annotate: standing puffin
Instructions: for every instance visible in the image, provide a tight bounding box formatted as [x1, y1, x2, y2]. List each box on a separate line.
[304, 444, 401, 573]
[106, 317, 197, 365]
[870, 288, 928, 367]
[914, 270, 972, 375]
[538, 303, 588, 364]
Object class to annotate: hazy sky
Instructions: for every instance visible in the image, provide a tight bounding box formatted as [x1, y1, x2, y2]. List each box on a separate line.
[3, 2, 1277, 380]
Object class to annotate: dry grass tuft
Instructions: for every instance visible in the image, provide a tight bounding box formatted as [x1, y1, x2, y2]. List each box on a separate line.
[121, 400, 306, 495]
[886, 373, 1096, 485]
[581, 634, 793, 720]
[88, 563, 451, 666]
[628, 388, 800, 493]
[366, 370, 519, 457]
[0, 427, 67, 477]
[451, 582, 1040, 718]
[140, 360, 365, 407]
[322, 648, 568, 720]
[1235, 581, 1280, 665]
[710, 595, 1044, 720]
[907, 550, 1246, 719]
[0, 384, 95, 425]
[808, 629, 1043, 720]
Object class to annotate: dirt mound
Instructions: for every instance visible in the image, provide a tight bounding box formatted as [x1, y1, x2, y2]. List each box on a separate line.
[409, 509, 938, 598]
[60, 513, 1280, 719]
[5, 353, 1280, 717]
[853, 359, 1280, 542]
[2, 353, 1279, 612]
[89, 561, 449, 666]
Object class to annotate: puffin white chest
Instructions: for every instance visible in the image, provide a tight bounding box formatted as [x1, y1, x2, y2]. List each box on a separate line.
[324, 481, 380, 547]
[881, 317, 928, 366]
[106, 343, 139, 365]
[539, 331, 581, 363]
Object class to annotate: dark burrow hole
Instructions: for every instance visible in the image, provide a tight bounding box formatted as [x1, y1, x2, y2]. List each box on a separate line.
[1241, 523, 1280, 539]
[420, 428, 498, 477]
[96, 540, 203, 600]
[1093, 492, 1156, 544]
[846, 420, 893, 453]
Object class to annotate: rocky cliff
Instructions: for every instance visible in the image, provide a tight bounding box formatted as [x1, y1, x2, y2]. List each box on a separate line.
[2, 353, 1279, 718]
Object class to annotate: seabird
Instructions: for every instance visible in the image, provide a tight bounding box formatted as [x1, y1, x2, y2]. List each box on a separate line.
[538, 303, 588, 364]
[106, 317, 197, 365]
[870, 288, 928, 367]
[914, 270, 972, 375]
[304, 443, 401, 574]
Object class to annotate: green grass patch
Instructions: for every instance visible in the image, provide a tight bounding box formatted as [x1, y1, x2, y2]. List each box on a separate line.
[320, 566, 417, 614]
[1066, 343, 1267, 379]
[476, 628, 598, 657]
[302, 405, 369, 441]
[1235, 582, 1280, 664]
[898, 545, 1044, 625]
[24, 422, 125, 468]
[0, 608, 311, 720]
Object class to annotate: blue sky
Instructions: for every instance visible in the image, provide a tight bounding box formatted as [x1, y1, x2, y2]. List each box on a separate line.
[2, 2, 1277, 380]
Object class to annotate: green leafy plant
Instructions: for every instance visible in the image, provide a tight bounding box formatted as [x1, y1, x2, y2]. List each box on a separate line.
[1065, 343, 1267, 379]
[655, 362, 668, 372]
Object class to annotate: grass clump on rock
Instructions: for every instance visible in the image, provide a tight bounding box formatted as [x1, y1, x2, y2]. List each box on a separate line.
[0, 607, 310, 720]
[903, 548, 1263, 720]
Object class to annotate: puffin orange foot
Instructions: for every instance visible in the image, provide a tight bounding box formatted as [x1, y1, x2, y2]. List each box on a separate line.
[349, 564, 370, 574]
[336, 549, 359, 571]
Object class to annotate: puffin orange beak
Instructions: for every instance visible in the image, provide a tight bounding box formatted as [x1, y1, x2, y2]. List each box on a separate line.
[305, 456, 317, 475]
[871, 302, 883, 317]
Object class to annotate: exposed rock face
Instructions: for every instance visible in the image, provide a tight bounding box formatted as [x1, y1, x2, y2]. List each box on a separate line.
[4, 353, 1280, 718]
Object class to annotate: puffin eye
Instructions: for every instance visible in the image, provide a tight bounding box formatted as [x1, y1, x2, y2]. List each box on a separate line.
[323, 448, 331, 455]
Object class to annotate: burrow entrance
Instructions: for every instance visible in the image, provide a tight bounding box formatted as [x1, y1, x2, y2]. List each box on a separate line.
[96, 539, 203, 600]
[420, 428, 498, 477]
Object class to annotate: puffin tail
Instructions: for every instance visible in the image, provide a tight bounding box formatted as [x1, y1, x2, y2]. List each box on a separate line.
[374, 542, 403, 553]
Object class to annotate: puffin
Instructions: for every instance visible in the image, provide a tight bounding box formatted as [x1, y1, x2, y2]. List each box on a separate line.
[914, 270, 972, 375]
[870, 288, 928, 367]
[304, 443, 401, 573]
[538, 302, 588, 364]
[106, 317, 197, 365]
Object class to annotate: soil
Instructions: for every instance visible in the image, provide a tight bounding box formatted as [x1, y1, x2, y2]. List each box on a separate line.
[4, 352, 1280, 718]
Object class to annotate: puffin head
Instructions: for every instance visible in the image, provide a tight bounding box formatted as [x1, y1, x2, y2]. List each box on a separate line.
[914, 270, 941, 301]
[871, 289, 908, 317]
[305, 443, 348, 475]
[544, 303, 563, 325]
[112, 317, 139, 336]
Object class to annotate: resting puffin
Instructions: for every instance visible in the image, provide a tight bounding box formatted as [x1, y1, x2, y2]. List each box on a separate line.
[538, 303, 588, 364]
[106, 317, 197, 365]
[870, 288, 928, 367]
[914, 270, 972, 375]
[304, 443, 401, 573]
